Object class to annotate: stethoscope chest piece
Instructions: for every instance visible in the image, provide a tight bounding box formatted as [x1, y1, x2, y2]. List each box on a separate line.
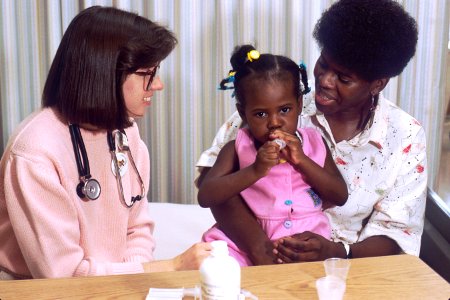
[77, 178, 101, 200]
[70, 124, 102, 201]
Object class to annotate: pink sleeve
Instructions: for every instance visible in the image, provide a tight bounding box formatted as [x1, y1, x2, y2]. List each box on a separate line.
[3, 155, 148, 278]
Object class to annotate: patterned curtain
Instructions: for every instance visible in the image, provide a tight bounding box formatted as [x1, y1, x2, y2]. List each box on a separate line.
[0, 0, 448, 204]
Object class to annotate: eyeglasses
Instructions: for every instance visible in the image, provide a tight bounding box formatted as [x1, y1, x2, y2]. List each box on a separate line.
[134, 64, 160, 91]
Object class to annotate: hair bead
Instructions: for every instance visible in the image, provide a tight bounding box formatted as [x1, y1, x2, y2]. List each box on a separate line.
[246, 50, 260, 62]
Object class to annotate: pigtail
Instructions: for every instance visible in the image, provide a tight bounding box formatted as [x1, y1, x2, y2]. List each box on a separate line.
[218, 45, 260, 98]
[218, 71, 236, 91]
[230, 45, 256, 70]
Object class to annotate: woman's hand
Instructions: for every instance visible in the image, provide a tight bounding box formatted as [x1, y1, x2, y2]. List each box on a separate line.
[273, 233, 402, 263]
[173, 242, 213, 270]
[142, 242, 212, 272]
[273, 231, 343, 263]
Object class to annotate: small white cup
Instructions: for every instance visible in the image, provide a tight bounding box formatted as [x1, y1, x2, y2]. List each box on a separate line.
[316, 276, 346, 300]
[323, 258, 351, 281]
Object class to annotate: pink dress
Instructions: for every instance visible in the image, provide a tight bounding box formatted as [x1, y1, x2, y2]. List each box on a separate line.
[203, 127, 331, 266]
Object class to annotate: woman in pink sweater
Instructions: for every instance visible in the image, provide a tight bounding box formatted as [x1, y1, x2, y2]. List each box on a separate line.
[0, 6, 211, 279]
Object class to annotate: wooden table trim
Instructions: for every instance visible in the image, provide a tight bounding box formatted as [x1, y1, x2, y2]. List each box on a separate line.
[0, 255, 448, 299]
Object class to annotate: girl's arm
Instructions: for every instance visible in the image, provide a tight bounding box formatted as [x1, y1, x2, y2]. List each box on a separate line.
[197, 140, 279, 208]
[302, 140, 348, 206]
[274, 131, 348, 206]
[197, 168, 277, 265]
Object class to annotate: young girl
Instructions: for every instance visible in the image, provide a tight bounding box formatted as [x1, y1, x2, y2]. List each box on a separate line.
[197, 45, 348, 266]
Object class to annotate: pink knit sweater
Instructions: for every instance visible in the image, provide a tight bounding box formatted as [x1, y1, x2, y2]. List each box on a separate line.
[0, 108, 155, 278]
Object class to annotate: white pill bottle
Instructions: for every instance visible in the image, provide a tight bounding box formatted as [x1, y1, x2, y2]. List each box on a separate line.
[200, 240, 241, 300]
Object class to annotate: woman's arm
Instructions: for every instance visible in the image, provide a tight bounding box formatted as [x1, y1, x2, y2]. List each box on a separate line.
[211, 195, 278, 265]
[3, 156, 150, 278]
[142, 242, 212, 272]
[274, 232, 400, 262]
[356, 127, 427, 255]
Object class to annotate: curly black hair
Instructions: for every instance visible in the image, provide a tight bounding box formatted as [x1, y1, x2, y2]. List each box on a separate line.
[220, 44, 310, 107]
[313, 0, 418, 81]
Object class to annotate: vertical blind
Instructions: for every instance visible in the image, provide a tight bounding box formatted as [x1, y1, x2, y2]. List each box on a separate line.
[0, 0, 448, 204]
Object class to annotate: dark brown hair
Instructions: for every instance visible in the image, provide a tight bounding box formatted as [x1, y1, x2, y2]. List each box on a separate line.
[42, 6, 177, 130]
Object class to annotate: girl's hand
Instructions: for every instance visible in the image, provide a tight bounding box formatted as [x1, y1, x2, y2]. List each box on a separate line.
[173, 242, 213, 270]
[252, 141, 282, 176]
[269, 130, 305, 166]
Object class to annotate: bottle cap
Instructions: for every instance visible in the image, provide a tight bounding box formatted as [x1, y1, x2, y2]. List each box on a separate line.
[210, 240, 228, 256]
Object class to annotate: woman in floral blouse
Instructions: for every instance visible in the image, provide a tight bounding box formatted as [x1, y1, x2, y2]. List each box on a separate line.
[196, 0, 427, 264]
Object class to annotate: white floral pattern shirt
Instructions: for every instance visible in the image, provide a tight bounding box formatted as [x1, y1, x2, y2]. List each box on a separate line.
[196, 91, 427, 256]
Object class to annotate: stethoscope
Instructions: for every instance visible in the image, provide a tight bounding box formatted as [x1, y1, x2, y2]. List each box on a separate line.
[69, 124, 145, 207]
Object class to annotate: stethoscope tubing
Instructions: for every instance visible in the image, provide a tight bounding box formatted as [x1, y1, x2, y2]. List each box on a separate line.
[69, 124, 144, 207]
[69, 124, 91, 180]
[108, 129, 145, 207]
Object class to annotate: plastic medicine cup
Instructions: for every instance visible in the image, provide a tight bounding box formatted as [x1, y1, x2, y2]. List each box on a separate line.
[323, 258, 351, 281]
[315, 276, 346, 300]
